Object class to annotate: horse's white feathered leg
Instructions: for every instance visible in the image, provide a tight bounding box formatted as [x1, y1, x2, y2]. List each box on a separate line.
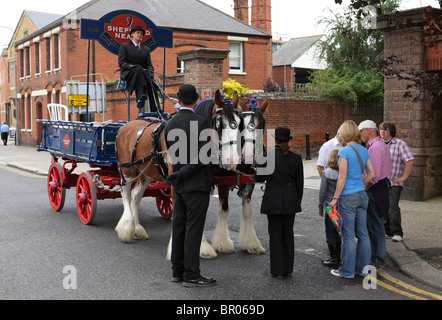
[200, 233, 218, 259]
[131, 178, 150, 240]
[166, 230, 217, 260]
[212, 207, 235, 254]
[239, 197, 265, 254]
[115, 182, 136, 243]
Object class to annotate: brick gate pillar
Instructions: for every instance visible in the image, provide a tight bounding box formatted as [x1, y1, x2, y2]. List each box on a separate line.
[377, 7, 442, 201]
[177, 48, 230, 101]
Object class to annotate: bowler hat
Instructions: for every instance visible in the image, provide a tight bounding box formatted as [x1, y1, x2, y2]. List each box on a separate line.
[130, 25, 145, 36]
[272, 127, 293, 142]
[177, 84, 200, 104]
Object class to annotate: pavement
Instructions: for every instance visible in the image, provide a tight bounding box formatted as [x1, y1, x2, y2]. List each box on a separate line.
[1, 143, 441, 292]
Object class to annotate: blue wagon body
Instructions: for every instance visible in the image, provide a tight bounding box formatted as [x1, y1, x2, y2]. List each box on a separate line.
[37, 120, 124, 166]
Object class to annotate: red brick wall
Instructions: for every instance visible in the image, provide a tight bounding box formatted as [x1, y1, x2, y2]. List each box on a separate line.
[252, 99, 350, 156]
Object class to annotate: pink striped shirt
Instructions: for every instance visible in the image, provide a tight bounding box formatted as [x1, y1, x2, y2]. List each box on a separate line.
[366, 136, 392, 185]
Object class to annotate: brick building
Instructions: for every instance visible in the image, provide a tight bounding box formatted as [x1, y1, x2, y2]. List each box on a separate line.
[13, 0, 273, 146]
[377, 7, 442, 201]
[0, 10, 62, 130]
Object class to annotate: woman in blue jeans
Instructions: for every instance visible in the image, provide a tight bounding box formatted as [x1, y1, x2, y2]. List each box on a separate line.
[329, 120, 375, 278]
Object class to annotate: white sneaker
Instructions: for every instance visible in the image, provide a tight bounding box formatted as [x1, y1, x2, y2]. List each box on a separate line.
[330, 269, 342, 277]
[392, 235, 403, 242]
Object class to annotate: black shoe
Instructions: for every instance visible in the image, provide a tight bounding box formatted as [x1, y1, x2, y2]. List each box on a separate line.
[322, 245, 341, 267]
[322, 257, 340, 267]
[183, 276, 216, 288]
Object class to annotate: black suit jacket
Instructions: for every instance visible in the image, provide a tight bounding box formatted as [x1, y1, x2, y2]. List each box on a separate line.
[164, 109, 212, 193]
[255, 147, 304, 215]
[118, 41, 154, 79]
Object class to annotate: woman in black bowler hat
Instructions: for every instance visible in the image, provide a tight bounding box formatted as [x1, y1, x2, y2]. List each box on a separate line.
[255, 127, 304, 278]
[118, 25, 159, 112]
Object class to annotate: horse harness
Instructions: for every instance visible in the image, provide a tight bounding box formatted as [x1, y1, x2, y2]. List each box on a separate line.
[117, 118, 169, 186]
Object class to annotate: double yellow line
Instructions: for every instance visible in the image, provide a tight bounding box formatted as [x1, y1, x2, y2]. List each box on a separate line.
[375, 269, 442, 300]
[0, 165, 44, 179]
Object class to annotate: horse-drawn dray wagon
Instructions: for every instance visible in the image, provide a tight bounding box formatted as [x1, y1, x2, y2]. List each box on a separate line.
[37, 116, 173, 225]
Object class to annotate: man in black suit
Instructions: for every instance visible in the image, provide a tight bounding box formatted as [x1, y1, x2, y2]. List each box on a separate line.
[118, 25, 159, 112]
[164, 84, 216, 288]
[255, 127, 304, 278]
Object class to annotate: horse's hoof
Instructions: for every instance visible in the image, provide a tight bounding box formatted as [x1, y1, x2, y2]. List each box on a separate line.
[214, 246, 235, 254]
[117, 233, 134, 244]
[134, 225, 149, 240]
[115, 222, 135, 243]
[245, 247, 266, 255]
[200, 253, 218, 260]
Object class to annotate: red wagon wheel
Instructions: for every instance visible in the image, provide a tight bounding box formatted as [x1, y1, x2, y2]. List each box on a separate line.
[156, 188, 173, 219]
[76, 172, 97, 225]
[47, 162, 66, 212]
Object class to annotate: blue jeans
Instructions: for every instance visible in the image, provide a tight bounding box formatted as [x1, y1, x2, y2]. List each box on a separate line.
[337, 191, 371, 278]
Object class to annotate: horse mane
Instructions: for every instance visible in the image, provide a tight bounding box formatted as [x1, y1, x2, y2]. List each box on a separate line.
[222, 101, 238, 125]
[252, 108, 266, 130]
[194, 98, 239, 125]
[194, 99, 216, 123]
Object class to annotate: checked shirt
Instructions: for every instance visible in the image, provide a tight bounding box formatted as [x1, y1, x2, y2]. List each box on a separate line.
[385, 137, 414, 187]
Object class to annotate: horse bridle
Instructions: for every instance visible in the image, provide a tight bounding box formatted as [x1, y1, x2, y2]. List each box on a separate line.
[242, 106, 265, 142]
[212, 103, 244, 147]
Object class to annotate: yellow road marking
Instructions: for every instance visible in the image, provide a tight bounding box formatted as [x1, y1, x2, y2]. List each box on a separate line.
[377, 269, 442, 300]
[0, 165, 44, 178]
[368, 276, 428, 300]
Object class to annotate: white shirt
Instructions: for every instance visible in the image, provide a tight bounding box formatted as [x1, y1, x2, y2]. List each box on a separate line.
[317, 136, 343, 169]
[132, 40, 141, 50]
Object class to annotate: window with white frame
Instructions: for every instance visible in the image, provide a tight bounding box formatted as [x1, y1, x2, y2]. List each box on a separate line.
[228, 36, 248, 74]
[177, 58, 185, 74]
[45, 35, 52, 72]
[34, 41, 41, 75]
[25, 44, 31, 78]
[53, 33, 61, 70]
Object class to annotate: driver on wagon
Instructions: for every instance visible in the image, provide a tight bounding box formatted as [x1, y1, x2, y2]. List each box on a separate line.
[118, 25, 160, 113]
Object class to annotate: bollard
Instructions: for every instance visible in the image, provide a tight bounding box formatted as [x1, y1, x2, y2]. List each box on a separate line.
[305, 134, 311, 160]
[325, 132, 330, 142]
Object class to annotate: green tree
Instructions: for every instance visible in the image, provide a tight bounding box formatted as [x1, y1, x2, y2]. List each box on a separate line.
[311, 0, 400, 107]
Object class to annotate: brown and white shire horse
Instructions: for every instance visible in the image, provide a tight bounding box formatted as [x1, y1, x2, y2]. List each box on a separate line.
[115, 90, 243, 252]
[208, 99, 268, 257]
[114, 116, 169, 243]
